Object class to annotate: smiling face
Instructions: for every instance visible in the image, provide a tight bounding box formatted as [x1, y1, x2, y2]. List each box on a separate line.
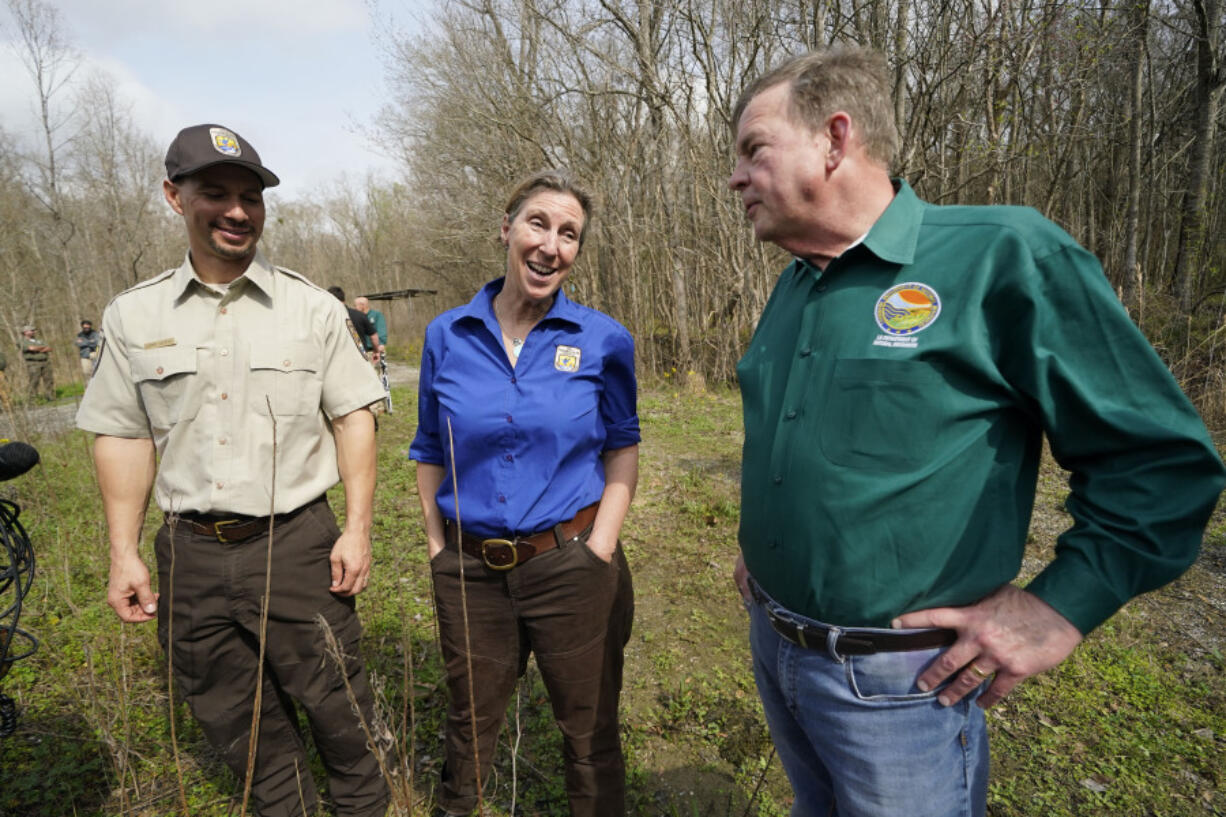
[729, 82, 831, 253]
[500, 189, 586, 306]
[164, 164, 265, 271]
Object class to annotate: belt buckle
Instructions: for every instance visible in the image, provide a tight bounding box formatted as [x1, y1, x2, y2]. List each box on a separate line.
[213, 519, 243, 544]
[481, 538, 518, 571]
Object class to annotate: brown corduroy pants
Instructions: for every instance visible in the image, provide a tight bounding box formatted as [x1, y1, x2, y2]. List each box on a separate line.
[430, 529, 634, 817]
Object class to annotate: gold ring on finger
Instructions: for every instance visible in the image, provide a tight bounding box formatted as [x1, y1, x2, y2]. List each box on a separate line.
[969, 662, 991, 680]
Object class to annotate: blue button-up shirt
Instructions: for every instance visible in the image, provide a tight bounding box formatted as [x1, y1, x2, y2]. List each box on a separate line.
[410, 278, 640, 538]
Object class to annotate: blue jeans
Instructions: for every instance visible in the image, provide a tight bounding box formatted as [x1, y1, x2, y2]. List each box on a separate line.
[749, 589, 988, 817]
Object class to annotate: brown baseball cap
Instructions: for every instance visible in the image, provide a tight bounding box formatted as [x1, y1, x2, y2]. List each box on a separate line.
[164, 124, 280, 188]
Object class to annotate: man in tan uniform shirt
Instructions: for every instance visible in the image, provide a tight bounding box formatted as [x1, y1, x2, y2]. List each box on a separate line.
[77, 124, 389, 817]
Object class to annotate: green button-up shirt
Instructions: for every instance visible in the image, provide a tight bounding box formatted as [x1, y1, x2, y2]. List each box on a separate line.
[737, 181, 1225, 633]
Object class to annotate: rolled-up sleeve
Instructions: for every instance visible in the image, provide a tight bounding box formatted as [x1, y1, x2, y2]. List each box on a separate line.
[600, 327, 640, 451]
[409, 322, 444, 464]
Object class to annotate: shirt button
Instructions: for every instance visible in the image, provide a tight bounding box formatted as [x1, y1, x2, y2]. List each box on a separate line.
[799, 348, 812, 357]
[773, 475, 783, 484]
[510, 377, 517, 384]
[219, 438, 227, 445]
[155, 366, 164, 375]
[220, 348, 229, 357]
[816, 283, 828, 292]
[221, 393, 228, 400]
[506, 415, 513, 423]
[785, 409, 797, 419]
[220, 307, 228, 315]
[283, 359, 291, 367]
[497, 494, 506, 503]
[504, 454, 513, 462]
[215, 481, 224, 489]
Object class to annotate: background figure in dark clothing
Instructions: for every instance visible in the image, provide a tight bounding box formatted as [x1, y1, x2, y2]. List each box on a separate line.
[329, 286, 381, 363]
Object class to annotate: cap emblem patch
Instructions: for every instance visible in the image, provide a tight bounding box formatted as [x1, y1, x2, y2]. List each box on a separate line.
[874, 282, 941, 336]
[209, 127, 242, 157]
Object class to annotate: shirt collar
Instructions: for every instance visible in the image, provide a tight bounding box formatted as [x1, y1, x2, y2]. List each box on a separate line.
[170, 249, 276, 301]
[860, 179, 924, 266]
[455, 277, 584, 332]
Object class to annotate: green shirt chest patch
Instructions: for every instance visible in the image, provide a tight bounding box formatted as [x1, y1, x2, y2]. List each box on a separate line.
[873, 282, 941, 349]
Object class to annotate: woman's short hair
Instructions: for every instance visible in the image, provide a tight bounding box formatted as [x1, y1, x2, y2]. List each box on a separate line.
[732, 45, 899, 167]
[503, 169, 594, 248]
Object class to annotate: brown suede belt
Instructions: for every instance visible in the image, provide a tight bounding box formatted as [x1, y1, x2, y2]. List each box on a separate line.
[444, 502, 600, 571]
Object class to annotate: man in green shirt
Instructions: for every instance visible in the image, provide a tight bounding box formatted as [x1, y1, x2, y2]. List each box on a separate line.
[354, 296, 387, 354]
[728, 47, 1225, 817]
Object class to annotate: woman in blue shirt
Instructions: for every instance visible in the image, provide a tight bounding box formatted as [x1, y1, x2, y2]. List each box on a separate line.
[410, 169, 640, 817]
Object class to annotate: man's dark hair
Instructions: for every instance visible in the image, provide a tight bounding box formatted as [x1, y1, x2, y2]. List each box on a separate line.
[327, 286, 346, 302]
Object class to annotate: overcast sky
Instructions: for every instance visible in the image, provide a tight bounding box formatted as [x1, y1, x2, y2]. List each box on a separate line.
[0, 0, 426, 199]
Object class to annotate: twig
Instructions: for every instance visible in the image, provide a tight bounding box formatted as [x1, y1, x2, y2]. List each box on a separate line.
[240, 399, 278, 816]
[740, 746, 775, 817]
[165, 511, 189, 815]
[401, 597, 416, 813]
[315, 613, 399, 800]
[447, 417, 484, 815]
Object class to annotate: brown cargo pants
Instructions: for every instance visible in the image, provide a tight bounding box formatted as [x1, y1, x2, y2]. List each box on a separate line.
[155, 496, 389, 817]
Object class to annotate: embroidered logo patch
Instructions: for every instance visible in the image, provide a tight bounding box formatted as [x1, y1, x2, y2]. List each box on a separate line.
[209, 127, 242, 157]
[874, 283, 941, 336]
[554, 345, 581, 372]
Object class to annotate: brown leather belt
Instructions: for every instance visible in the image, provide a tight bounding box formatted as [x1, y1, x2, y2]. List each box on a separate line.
[172, 498, 318, 544]
[444, 502, 599, 571]
[750, 580, 956, 655]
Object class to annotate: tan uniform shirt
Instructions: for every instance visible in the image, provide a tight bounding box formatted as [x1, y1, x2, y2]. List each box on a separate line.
[77, 251, 384, 515]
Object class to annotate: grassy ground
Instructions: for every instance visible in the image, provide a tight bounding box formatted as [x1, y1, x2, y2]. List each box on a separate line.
[0, 379, 1223, 816]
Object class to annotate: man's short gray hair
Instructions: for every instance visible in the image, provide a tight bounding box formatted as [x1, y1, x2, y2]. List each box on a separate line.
[732, 45, 899, 167]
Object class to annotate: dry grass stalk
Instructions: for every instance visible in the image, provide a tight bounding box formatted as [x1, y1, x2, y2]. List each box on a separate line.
[399, 594, 416, 813]
[240, 401, 278, 817]
[446, 417, 485, 815]
[315, 612, 402, 810]
[164, 512, 190, 815]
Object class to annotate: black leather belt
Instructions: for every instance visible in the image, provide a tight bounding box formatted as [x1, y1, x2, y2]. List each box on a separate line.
[444, 502, 599, 571]
[750, 581, 956, 655]
[172, 498, 318, 544]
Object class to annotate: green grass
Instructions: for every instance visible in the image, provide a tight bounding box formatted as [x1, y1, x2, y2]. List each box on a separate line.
[1, 383, 1224, 815]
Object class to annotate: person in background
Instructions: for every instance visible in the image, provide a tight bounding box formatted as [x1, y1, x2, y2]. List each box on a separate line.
[411, 169, 638, 817]
[355, 296, 388, 359]
[75, 319, 102, 379]
[728, 46, 1225, 817]
[329, 286, 382, 364]
[20, 325, 53, 401]
[77, 123, 390, 817]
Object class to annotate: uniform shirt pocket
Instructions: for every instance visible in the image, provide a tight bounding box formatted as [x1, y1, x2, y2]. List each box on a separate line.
[249, 341, 323, 416]
[129, 346, 201, 431]
[818, 358, 941, 472]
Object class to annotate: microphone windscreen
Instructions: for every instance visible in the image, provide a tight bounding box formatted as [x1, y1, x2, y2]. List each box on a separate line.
[0, 442, 40, 481]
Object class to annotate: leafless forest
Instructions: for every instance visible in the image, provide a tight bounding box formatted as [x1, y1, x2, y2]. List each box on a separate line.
[4, 0, 1226, 419]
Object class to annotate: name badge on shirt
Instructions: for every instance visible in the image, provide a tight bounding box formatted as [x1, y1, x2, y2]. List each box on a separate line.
[554, 345, 581, 372]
